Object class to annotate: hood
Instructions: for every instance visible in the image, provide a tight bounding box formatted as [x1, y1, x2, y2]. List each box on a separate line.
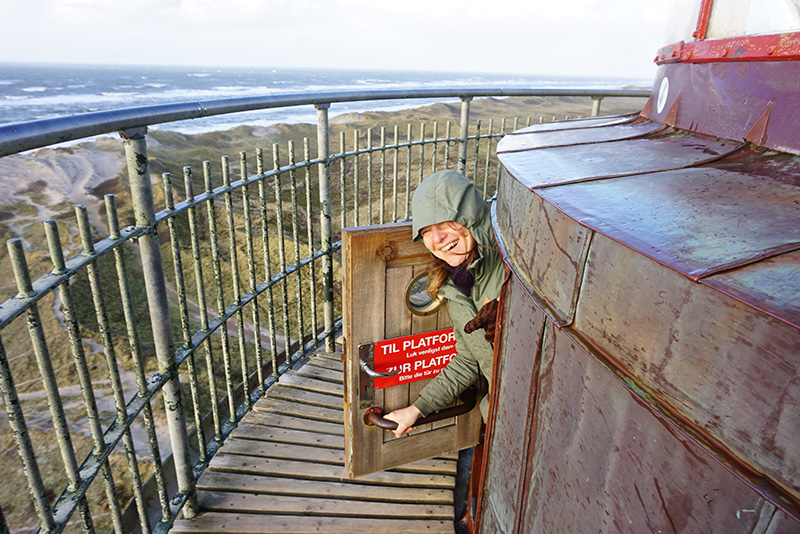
[411, 170, 495, 249]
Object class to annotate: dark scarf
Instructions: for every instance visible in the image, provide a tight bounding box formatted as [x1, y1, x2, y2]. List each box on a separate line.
[445, 258, 474, 297]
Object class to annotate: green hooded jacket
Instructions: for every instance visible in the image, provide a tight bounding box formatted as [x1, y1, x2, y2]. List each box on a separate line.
[410, 170, 505, 419]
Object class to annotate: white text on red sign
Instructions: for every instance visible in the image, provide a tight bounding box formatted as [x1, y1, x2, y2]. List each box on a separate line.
[373, 328, 456, 389]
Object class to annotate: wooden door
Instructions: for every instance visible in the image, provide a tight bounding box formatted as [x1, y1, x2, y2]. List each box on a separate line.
[343, 222, 482, 479]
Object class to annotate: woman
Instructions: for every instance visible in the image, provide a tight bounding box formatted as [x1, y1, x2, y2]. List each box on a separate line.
[385, 169, 505, 438]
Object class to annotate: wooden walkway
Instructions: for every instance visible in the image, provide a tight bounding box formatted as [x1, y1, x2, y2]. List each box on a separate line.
[172, 352, 458, 534]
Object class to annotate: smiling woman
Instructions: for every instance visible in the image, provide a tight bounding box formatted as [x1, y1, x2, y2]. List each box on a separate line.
[420, 221, 476, 268]
[383, 170, 506, 438]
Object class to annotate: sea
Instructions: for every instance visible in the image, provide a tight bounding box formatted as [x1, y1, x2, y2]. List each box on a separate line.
[0, 62, 652, 135]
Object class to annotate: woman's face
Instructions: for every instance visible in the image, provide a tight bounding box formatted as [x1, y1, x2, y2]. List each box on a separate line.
[420, 221, 475, 267]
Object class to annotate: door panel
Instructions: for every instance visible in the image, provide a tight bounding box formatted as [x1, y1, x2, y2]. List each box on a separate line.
[343, 222, 482, 478]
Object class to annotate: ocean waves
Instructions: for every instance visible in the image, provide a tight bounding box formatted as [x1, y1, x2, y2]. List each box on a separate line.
[0, 63, 650, 134]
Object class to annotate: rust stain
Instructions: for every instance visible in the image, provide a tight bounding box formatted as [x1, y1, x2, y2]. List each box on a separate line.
[377, 241, 395, 262]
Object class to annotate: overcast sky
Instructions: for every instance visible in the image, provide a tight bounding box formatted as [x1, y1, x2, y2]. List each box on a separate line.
[1, 0, 670, 80]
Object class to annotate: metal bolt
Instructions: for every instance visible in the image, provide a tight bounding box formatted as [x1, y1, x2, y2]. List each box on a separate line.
[172, 496, 182, 505]
[150, 374, 161, 384]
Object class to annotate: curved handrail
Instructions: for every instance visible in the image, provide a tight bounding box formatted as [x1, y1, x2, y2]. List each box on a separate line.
[0, 85, 649, 533]
[0, 87, 651, 157]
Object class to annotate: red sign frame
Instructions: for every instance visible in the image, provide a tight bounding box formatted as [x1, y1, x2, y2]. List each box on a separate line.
[373, 328, 457, 389]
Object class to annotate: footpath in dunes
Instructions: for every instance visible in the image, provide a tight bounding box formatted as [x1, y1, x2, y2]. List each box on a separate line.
[171, 352, 458, 534]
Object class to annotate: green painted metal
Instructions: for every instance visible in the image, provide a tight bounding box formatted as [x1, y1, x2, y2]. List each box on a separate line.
[103, 195, 172, 523]
[123, 131, 196, 520]
[0, 333, 56, 532]
[273, 144, 293, 367]
[256, 147, 281, 377]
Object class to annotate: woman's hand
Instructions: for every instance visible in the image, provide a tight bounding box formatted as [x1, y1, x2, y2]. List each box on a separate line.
[384, 405, 422, 438]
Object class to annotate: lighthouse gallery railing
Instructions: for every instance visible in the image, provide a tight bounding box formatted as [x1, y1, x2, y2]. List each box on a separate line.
[0, 87, 649, 533]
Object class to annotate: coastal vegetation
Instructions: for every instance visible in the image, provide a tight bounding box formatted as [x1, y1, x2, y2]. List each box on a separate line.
[0, 93, 645, 532]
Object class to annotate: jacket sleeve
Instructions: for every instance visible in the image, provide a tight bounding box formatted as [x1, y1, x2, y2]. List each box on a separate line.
[413, 304, 486, 416]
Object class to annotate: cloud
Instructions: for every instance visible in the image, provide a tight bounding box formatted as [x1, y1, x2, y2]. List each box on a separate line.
[0, 0, 664, 79]
[177, 0, 319, 27]
[45, 0, 180, 25]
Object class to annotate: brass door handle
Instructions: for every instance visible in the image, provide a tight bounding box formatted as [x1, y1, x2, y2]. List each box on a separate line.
[363, 387, 478, 429]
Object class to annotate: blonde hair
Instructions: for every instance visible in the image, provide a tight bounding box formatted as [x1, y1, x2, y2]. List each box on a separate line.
[424, 222, 479, 299]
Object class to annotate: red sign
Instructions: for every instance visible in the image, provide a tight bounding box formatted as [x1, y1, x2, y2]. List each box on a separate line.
[373, 328, 457, 389]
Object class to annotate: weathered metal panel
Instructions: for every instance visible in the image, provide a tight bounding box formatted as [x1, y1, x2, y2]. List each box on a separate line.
[766, 509, 800, 534]
[572, 231, 800, 514]
[499, 132, 743, 189]
[647, 62, 800, 155]
[497, 121, 664, 154]
[519, 320, 782, 534]
[702, 249, 800, 329]
[509, 115, 635, 134]
[490, 114, 800, 531]
[537, 162, 800, 281]
[478, 276, 548, 533]
[493, 167, 592, 325]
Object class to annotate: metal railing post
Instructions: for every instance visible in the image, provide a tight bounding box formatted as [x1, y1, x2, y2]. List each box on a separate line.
[316, 104, 335, 352]
[120, 127, 197, 518]
[0, 332, 55, 532]
[457, 97, 472, 177]
[592, 96, 603, 116]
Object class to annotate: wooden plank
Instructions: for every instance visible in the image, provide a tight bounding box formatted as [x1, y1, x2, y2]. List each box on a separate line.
[315, 351, 345, 362]
[382, 264, 415, 445]
[294, 364, 344, 384]
[217, 438, 342, 465]
[379, 424, 473, 472]
[231, 425, 344, 449]
[343, 227, 393, 477]
[243, 412, 344, 436]
[207, 455, 455, 488]
[252, 398, 344, 424]
[386, 457, 457, 476]
[195, 491, 454, 519]
[278, 371, 344, 396]
[172, 345, 461, 534]
[195, 471, 454, 504]
[171, 513, 454, 534]
[266, 384, 344, 409]
[216, 438, 457, 475]
[306, 357, 344, 372]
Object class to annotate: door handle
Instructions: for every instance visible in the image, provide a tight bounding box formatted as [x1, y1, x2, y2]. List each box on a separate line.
[358, 343, 401, 409]
[359, 358, 400, 378]
[363, 387, 478, 430]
